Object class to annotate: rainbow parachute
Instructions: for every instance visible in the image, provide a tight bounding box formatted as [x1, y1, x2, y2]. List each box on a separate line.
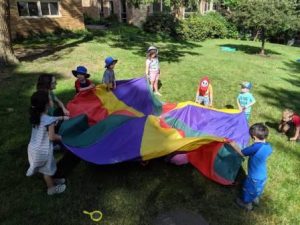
[60, 77, 249, 185]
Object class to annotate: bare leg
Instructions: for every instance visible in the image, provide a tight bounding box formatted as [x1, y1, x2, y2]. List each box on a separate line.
[150, 80, 155, 92]
[44, 175, 55, 188]
[154, 79, 159, 93]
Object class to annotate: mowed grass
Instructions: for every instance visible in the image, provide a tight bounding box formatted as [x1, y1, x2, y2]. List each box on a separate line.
[0, 26, 300, 225]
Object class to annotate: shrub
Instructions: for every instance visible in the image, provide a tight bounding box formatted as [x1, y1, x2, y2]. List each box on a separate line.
[143, 13, 179, 37]
[177, 12, 239, 41]
[176, 16, 209, 41]
[84, 13, 119, 26]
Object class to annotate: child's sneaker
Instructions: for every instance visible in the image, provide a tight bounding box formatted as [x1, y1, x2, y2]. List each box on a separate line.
[253, 197, 260, 206]
[235, 198, 253, 211]
[54, 178, 66, 185]
[154, 92, 162, 96]
[47, 184, 66, 195]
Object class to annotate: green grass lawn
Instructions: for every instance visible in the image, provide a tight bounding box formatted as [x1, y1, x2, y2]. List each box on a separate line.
[1, 26, 300, 225]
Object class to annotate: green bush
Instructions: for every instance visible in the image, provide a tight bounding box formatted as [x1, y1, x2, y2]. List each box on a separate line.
[143, 13, 179, 37]
[177, 12, 239, 41]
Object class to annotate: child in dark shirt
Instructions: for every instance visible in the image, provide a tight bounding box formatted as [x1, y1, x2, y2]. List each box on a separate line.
[72, 66, 95, 93]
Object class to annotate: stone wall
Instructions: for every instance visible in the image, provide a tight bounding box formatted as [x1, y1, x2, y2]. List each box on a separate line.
[10, 0, 85, 39]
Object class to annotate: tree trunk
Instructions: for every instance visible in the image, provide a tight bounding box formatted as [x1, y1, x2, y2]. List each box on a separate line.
[0, 0, 18, 66]
[209, 0, 214, 11]
[253, 29, 260, 42]
[173, 4, 184, 19]
[260, 27, 265, 55]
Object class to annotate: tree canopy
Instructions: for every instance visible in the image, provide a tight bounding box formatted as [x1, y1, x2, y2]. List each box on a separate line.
[231, 0, 300, 54]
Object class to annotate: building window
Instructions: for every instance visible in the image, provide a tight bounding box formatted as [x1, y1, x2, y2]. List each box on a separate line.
[17, 1, 60, 17]
[41, 2, 59, 15]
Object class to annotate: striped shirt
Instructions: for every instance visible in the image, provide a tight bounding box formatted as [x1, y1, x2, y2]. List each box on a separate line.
[26, 114, 58, 176]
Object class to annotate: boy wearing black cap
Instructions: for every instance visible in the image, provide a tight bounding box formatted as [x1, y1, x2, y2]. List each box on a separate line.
[72, 66, 95, 93]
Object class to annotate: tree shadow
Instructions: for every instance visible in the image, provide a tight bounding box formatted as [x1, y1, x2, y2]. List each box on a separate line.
[103, 26, 202, 63]
[15, 33, 94, 62]
[219, 44, 281, 55]
[257, 85, 300, 113]
[282, 60, 300, 73]
[14, 24, 201, 64]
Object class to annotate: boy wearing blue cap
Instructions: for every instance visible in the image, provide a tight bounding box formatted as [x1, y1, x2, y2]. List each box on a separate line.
[72, 66, 95, 93]
[237, 81, 256, 122]
[102, 57, 118, 91]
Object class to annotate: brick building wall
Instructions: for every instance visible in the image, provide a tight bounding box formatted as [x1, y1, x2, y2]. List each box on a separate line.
[82, 0, 122, 21]
[10, 0, 85, 39]
[127, 4, 151, 27]
[82, 0, 100, 19]
[82, 0, 151, 27]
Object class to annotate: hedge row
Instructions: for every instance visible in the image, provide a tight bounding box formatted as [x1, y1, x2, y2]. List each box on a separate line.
[143, 12, 238, 41]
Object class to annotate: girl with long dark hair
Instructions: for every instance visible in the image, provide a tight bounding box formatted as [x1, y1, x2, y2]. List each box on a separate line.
[27, 90, 69, 195]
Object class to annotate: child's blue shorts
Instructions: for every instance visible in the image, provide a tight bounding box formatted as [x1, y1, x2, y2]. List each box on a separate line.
[242, 176, 266, 203]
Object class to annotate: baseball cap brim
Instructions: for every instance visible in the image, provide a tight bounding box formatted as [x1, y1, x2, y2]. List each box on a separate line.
[105, 59, 118, 68]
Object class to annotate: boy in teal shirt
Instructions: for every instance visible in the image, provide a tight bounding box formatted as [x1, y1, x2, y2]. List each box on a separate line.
[237, 81, 256, 122]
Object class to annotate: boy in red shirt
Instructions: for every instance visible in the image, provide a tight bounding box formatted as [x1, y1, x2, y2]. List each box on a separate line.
[278, 109, 300, 141]
[72, 66, 95, 93]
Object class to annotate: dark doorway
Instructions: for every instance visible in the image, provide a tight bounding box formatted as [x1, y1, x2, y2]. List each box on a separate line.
[121, 0, 127, 23]
[99, 0, 104, 17]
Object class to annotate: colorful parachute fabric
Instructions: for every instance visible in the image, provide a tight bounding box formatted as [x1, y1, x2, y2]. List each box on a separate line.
[61, 77, 249, 185]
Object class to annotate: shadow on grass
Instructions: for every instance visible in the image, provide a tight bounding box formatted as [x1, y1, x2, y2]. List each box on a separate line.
[97, 25, 202, 63]
[219, 44, 281, 55]
[282, 60, 300, 73]
[257, 85, 300, 113]
[14, 25, 201, 64]
[16, 34, 94, 62]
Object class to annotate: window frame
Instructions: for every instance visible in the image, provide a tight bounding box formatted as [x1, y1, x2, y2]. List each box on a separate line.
[17, 0, 61, 18]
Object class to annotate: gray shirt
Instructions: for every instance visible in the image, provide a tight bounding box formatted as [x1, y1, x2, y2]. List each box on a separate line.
[102, 69, 115, 84]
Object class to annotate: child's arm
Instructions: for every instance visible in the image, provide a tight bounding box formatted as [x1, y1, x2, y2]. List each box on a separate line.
[244, 94, 256, 110]
[113, 73, 116, 89]
[278, 120, 285, 132]
[53, 96, 70, 116]
[229, 141, 245, 157]
[57, 116, 70, 121]
[209, 84, 213, 107]
[236, 98, 242, 111]
[195, 85, 199, 103]
[245, 100, 256, 109]
[145, 60, 149, 76]
[78, 84, 95, 92]
[48, 124, 62, 141]
[290, 126, 300, 141]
